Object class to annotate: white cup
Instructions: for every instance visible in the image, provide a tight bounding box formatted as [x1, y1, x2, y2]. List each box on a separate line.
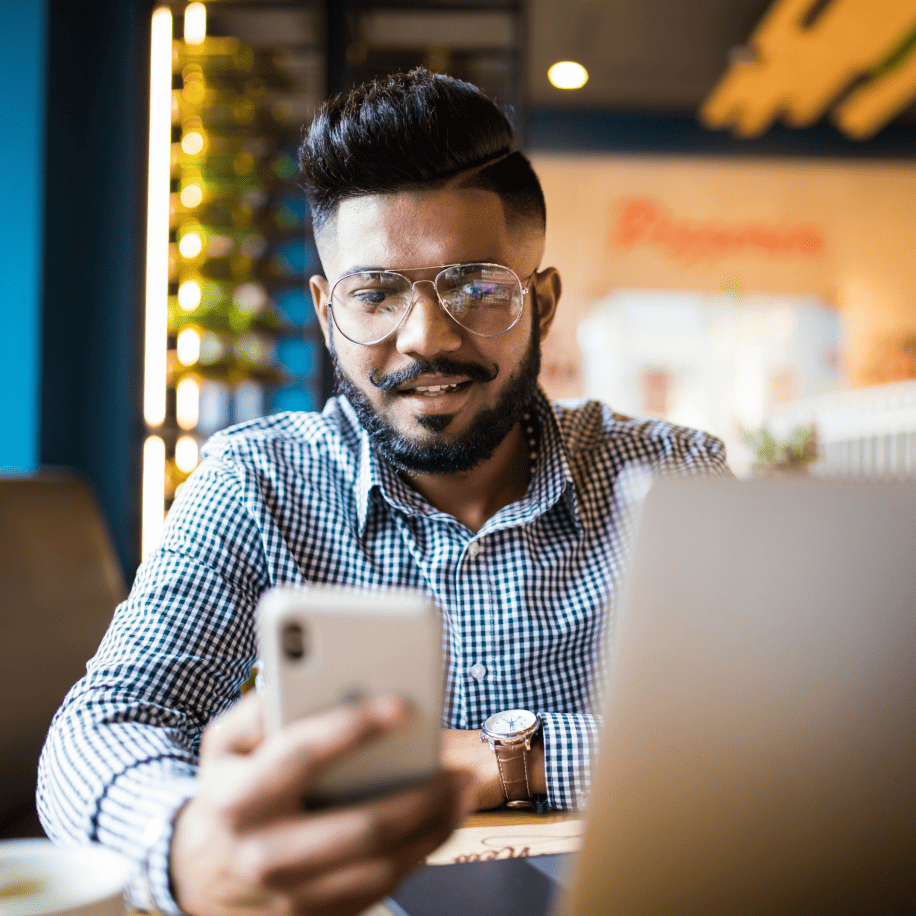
[0, 839, 132, 916]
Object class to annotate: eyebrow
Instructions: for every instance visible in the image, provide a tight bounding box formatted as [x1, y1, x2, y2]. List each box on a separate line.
[339, 265, 388, 275]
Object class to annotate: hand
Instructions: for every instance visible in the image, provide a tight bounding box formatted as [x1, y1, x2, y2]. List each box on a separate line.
[440, 728, 503, 810]
[170, 692, 466, 916]
[440, 728, 548, 811]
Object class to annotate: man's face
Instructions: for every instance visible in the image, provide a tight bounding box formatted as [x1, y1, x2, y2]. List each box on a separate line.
[309, 185, 558, 473]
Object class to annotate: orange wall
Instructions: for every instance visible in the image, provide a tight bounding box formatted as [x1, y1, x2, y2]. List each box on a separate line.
[531, 153, 916, 398]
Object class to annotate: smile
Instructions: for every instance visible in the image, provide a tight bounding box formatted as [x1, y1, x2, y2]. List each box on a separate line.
[399, 381, 471, 397]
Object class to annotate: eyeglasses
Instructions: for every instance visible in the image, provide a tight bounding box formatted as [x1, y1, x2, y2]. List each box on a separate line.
[327, 262, 531, 346]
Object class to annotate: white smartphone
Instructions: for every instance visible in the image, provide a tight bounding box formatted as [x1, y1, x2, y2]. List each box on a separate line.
[256, 584, 444, 806]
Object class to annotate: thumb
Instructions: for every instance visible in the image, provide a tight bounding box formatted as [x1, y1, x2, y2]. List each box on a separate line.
[201, 690, 265, 759]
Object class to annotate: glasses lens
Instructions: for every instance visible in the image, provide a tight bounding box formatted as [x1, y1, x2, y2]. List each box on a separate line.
[331, 271, 412, 344]
[436, 264, 523, 336]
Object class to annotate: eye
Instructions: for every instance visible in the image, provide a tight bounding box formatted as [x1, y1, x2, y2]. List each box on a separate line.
[350, 290, 405, 319]
[340, 273, 408, 314]
[352, 289, 389, 305]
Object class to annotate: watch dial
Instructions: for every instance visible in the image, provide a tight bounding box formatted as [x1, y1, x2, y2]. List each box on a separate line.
[488, 709, 537, 735]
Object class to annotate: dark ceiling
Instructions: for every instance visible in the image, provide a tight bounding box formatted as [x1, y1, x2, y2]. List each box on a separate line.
[201, 0, 778, 111]
[193, 0, 916, 151]
[527, 0, 776, 111]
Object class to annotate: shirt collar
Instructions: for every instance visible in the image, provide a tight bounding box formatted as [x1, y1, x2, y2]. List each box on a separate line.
[349, 386, 582, 536]
[503, 386, 582, 532]
[349, 401, 433, 535]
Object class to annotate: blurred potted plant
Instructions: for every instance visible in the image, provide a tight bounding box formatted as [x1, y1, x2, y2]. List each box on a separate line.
[742, 423, 818, 475]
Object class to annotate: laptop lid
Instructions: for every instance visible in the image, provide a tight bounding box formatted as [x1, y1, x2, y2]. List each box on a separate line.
[557, 476, 916, 916]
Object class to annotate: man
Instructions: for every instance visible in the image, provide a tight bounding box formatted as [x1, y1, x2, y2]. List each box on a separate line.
[38, 68, 729, 915]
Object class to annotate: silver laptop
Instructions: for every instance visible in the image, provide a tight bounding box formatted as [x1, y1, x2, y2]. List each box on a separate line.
[392, 476, 916, 916]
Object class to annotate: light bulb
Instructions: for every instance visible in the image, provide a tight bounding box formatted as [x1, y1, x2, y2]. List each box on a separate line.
[176, 327, 201, 365]
[175, 435, 200, 472]
[184, 2, 207, 45]
[178, 231, 203, 258]
[181, 131, 205, 155]
[180, 184, 203, 208]
[177, 279, 202, 311]
[176, 376, 200, 429]
[548, 61, 588, 90]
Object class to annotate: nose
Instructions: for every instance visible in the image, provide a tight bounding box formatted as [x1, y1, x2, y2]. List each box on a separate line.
[394, 280, 463, 358]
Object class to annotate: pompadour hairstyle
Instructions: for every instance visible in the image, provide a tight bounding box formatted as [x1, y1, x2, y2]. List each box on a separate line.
[299, 68, 546, 235]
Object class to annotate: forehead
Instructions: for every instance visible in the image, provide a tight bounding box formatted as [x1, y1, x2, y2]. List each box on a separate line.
[319, 187, 520, 278]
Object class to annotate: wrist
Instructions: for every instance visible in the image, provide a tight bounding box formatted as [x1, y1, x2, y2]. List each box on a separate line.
[165, 796, 200, 913]
[527, 727, 547, 796]
[136, 781, 197, 916]
[479, 710, 544, 808]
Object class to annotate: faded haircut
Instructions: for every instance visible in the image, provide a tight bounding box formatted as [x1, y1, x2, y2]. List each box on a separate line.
[299, 67, 546, 236]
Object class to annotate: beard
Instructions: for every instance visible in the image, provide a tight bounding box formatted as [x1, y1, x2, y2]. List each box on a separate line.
[330, 318, 541, 475]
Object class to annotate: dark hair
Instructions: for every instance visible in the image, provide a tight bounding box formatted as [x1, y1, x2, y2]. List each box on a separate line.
[299, 68, 546, 235]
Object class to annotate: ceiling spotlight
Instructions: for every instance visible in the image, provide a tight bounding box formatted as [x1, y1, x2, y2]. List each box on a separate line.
[548, 61, 589, 90]
[184, 3, 207, 46]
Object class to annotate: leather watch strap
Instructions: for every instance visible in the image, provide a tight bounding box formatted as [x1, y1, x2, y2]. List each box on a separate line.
[494, 741, 534, 809]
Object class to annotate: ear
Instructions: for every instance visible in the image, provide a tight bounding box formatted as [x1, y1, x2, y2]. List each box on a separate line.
[531, 267, 561, 341]
[309, 274, 332, 348]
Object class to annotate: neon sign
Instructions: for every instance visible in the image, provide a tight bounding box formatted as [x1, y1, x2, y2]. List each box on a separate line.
[611, 198, 826, 265]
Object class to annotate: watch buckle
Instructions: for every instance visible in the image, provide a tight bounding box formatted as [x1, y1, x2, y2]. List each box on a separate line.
[505, 799, 535, 809]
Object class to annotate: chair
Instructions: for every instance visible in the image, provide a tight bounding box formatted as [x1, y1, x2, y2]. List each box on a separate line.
[0, 470, 126, 837]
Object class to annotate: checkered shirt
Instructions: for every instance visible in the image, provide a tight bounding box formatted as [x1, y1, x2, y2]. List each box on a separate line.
[37, 388, 729, 912]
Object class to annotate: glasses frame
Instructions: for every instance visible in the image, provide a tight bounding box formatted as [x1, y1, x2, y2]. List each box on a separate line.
[327, 262, 534, 346]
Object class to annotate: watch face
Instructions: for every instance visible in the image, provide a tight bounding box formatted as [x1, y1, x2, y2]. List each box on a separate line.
[485, 709, 537, 736]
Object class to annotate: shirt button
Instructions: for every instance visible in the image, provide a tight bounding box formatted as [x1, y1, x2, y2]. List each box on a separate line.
[469, 663, 487, 680]
[467, 542, 482, 559]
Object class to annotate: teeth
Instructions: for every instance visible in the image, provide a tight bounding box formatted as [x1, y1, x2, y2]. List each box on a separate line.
[411, 383, 461, 396]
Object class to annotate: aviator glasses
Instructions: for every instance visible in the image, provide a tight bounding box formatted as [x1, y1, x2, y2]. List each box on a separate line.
[328, 263, 531, 346]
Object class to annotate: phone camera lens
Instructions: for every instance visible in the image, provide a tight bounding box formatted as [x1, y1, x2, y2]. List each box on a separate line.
[281, 622, 307, 660]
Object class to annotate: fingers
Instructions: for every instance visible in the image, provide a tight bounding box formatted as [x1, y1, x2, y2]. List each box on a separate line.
[277, 822, 452, 916]
[285, 788, 465, 916]
[177, 701, 466, 916]
[216, 696, 412, 827]
[290, 858, 397, 916]
[232, 769, 466, 891]
[380, 773, 469, 879]
[361, 769, 467, 860]
[201, 691, 264, 759]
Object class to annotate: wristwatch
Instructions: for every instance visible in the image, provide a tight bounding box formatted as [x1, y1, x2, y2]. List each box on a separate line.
[479, 709, 542, 809]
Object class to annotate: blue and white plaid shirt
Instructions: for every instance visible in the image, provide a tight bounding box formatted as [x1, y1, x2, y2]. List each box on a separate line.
[38, 388, 728, 912]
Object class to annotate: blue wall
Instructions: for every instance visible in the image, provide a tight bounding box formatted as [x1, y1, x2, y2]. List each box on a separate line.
[0, 0, 46, 472]
[39, 1, 148, 579]
[0, 0, 147, 579]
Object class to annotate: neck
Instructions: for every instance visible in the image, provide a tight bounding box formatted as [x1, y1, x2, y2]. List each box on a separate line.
[401, 422, 530, 533]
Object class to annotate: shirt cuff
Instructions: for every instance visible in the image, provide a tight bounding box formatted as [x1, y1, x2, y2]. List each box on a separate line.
[124, 776, 198, 914]
[537, 711, 601, 811]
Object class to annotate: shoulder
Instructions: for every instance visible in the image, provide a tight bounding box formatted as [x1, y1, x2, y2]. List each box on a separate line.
[159, 399, 363, 578]
[191, 398, 366, 504]
[550, 398, 730, 474]
[201, 397, 360, 469]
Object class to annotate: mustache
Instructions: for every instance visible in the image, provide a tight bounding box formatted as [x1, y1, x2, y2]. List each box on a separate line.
[369, 358, 499, 393]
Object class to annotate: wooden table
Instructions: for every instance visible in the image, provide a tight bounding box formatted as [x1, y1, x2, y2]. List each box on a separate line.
[362, 808, 581, 916]
[463, 808, 576, 829]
